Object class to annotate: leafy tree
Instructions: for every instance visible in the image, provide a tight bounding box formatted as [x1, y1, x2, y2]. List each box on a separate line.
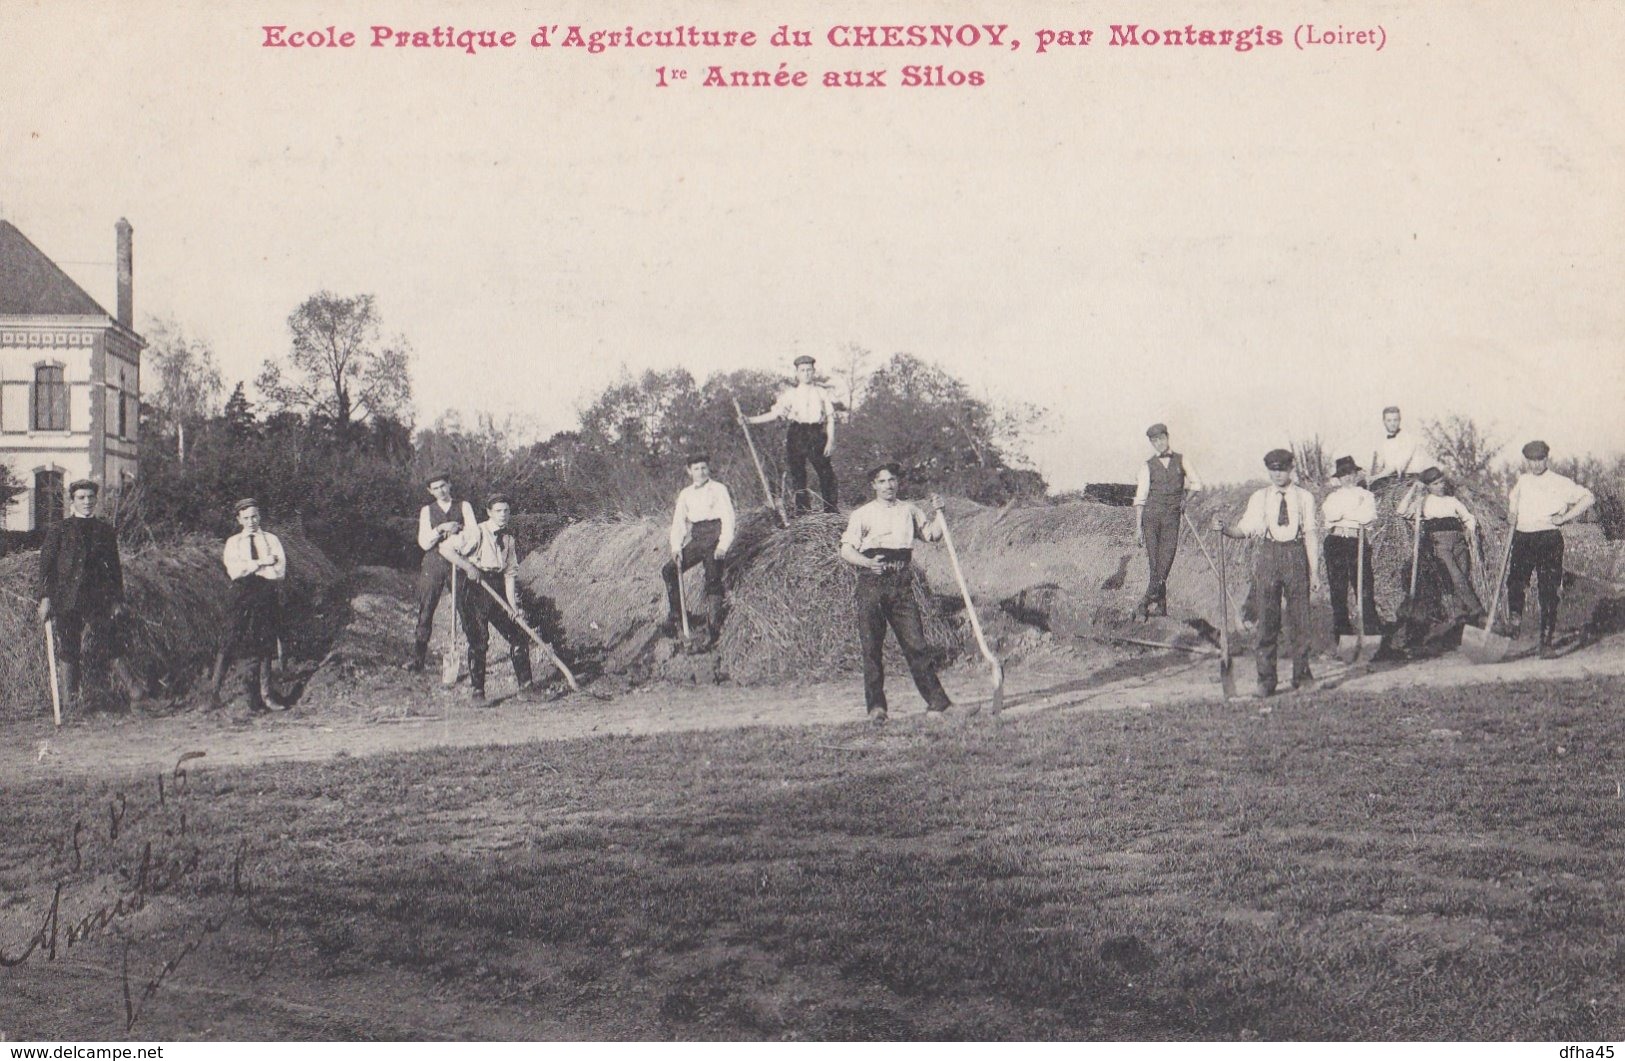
[141, 315, 223, 464]
[223, 383, 257, 440]
[256, 292, 413, 443]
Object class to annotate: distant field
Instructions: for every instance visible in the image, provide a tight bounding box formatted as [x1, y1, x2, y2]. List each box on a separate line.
[2, 676, 1622, 1040]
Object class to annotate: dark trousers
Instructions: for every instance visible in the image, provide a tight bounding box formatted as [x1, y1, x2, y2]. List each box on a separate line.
[786, 422, 838, 515]
[855, 570, 950, 712]
[413, 549, 458, 657]
[51, 608, 122, 669]
[459, 571, 533, 693]
[1141, 504, 1181, 604]
[1324, 535, 1380, 635]
[662, 519, 725, 617]
[1252, 540, 1311, 687]
[1427, 530, 1483, 620]
[1508, 529, 1564, 640]
[222, 577, 280, 662]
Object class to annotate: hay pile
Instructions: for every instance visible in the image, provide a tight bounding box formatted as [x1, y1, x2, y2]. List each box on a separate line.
[0, 530, 340, 717]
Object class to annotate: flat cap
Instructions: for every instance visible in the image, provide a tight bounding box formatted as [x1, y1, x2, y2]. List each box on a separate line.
[1522, 440, 1550, 460]
[424, 471, 452, 487]
[684, 452, 711, 467]
[67, 479, 99, 495]
[1145, 422, 1169, 439]
[1382, 405, 1401, 416]
[1419, 467, 1445, 484]
[1263, 449, 1295, 471]
[1333, 456, 1361, 479]
[233, 497, 260, 513]
[486, 492, 511, 509]
[792, 355, 816, 367]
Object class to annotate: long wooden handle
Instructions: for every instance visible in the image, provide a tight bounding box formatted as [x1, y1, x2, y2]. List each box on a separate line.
[44, 620, 62, 727]
[1408, 511, 1424, 596]
[475, 576, 579, 691]
[1356, 528, 1368, 640]
[1484, 525, 1516, 624]
[732, 395, 788, 527]
[1182, 511, 1240, 630]
[1217, 533, 1231, 660]
[674, 555, 691, 639]
[938, 514, 999, 671]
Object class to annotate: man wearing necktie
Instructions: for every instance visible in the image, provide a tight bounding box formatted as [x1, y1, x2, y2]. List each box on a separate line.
[448, 493, 534, 702]
[210, 497, 287, 712]
[1214, 449, 1323, 698]
[1133, 422, 1205, 619]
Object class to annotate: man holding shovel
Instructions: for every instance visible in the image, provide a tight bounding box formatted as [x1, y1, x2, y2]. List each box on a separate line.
[1397, 468, 1486, 630]
[36, 479, 150, 714]
[1320, 456, 1383, 654]
[742, 354, 838, 515]
[1213, 450, 1322, 698]
[663, 454, 736, 649]
[1133, 422, 1205, 620]
[447, 494, 536, 702]
[1506, 440, 1595, 658]
[404, 473, 478, 674]
[839, 462, 954, 723]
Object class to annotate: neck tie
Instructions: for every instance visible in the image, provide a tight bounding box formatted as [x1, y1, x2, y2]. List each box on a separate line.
[249, 534, 260, 560]
[1277, 492, 1289, 527]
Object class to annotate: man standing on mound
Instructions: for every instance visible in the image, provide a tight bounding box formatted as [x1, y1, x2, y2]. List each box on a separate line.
[405, 472, 478, 673]
[1506, 440, 1594, 658]
[1368, 405, 1434, 498]
[209, 497, 287, 713]
[1133, 422, 1204, 620]
[663, 454, 736, 650]
[742, 354, 839, 515]
[839, 462, 954, 724]
[1213, 449, 1322, 699]
[37, 479, 150, 713]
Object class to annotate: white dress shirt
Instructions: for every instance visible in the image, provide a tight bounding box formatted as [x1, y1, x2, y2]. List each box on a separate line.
[1132, 455, 1205, 505]
[670, 479, 737, 554]
[841, 499, 942, 552]
[1321, 485, 1378, 531]
[223, 529, 287, 581]
[768, 383, 835, 425]
[1509, 471, 1593, 533]
[1370, 432, 1435, 480]
[418, 499, 479, 552]
[1234, 483, 1321, 546]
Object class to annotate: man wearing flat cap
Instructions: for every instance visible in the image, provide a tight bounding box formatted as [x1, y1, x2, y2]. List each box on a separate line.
[1133, 422, 1205, 619]
[743, 354, 838, 516]
[1214, 449, 1322, 697]
[36, 479, 150, 712]
[1398, 467, 1485, 630]
[1506, 441, 1595, 657]
[1368, 405, 1435, 497]
[1320, 456, 1382, 641]
[444, 493, 534, 701]
[405, 472, 479, 673]
[663, 453, 736, 649]
[209, 498, 287, 712]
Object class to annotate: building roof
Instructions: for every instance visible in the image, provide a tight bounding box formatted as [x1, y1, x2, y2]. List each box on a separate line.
[0, 220, 111, 318]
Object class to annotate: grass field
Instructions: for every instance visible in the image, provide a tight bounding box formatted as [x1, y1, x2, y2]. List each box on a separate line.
[2, 675, 1622, 1040]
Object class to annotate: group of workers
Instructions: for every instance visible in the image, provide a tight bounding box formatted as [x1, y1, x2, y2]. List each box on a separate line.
[27, 360, 1600, 720]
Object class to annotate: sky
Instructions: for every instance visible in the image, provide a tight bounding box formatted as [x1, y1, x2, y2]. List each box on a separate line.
[2, 0, 1621, 487]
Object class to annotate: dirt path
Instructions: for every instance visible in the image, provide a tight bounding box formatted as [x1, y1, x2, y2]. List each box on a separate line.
[5, 632, 1622, 787]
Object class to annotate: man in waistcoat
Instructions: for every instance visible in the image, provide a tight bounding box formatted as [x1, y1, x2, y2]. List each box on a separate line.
[1133, 423, 1205, 620]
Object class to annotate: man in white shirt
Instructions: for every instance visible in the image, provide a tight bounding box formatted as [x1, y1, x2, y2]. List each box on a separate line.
[1368, 406, 1434, 497]
[663, 454, 737, 649]
[446, 494, 534, 701]
[405, 472, 479, 673]
[1506, 440, 1596, 656]
[839, 462, 953, 723]
[1320, 456, 1381, 639]
[209, 498, 288, 712]
[1398, 467, 1485, 628]
[743, 354, 838, 515]
[1133, 422, 1205, 619]
[1214, 449, 1322, 697]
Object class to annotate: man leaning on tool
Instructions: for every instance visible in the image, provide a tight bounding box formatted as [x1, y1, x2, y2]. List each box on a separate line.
[209, 497, 287, 712]
[1213, 449, 1322, 698]
[36, 479, 150, 713]
[1398, 467, 1485, 629]
[662, 454, 736, 648]
[445, 493, 536, 702]
[404, 472, 478, 673]
[839, 462, 954, 724]
[1506, 440, 1595, 658]
[1133, 422, 1204, 620]
[1320, 456, 1383, 642]
[743, 354, 838, 515]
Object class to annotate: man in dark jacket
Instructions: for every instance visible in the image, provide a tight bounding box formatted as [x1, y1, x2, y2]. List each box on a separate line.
[36, 479, 148, 711]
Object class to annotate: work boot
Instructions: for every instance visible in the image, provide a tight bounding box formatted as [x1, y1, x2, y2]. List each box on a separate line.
[206, 651, 230, 709]
[59, 660, 83, 715]
[703, 596, 725, 650]
[662, 612, 682, 638]
[244, 661, 270, 714]
[260, 659, 287, 711]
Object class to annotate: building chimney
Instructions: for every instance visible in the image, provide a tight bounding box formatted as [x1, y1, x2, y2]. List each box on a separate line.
[115, 218, 133, 329]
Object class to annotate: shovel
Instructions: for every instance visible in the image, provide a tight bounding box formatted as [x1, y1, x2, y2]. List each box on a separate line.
[1394, 508, 1426, 627]
[441, 566, 462, 686]
[672, 557, 705, 655]
[938, 505, 1002, 714]
[1336, 529, 1384, 662]
[1461, 526, 1515, 664]
[44, 620, 62, 727]
[468, 573, 582, 692]
[731, 394, 789, 528]
[1216, 531, 1237, 698]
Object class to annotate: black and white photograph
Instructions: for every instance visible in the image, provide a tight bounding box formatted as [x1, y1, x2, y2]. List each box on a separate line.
[1, 0, 1621, 1044]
